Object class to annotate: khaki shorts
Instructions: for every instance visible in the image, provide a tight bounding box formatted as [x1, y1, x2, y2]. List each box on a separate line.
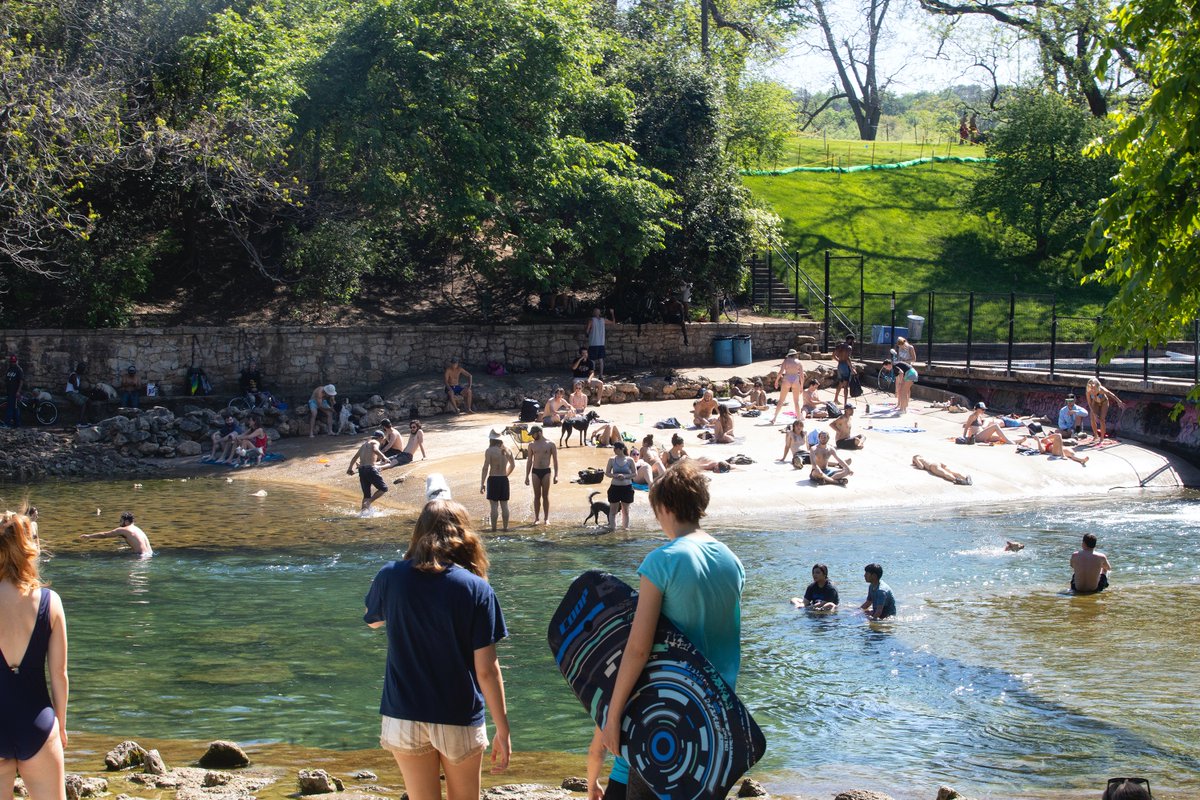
[380, 716, 488, 764]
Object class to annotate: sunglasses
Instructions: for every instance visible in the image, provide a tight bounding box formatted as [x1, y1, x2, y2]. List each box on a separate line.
[1107, 778, 1152, 796]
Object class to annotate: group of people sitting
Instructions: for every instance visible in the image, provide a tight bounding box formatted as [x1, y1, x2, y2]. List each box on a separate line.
[209, 415, 270, 467]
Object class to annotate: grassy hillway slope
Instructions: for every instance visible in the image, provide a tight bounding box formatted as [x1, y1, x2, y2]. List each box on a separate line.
[743, 158, 1111, 341]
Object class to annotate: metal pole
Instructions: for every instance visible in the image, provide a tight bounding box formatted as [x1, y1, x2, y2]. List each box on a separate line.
[1143, 343, 1149, 383]
[1050, 306, 1057, 378]
[859, 256, 865, 340]
[1095, 317, 1102, 378]
[966, 292, 975, 371]
[793, 253, 799, 320]
[766, 250, 773, 315]
[1194, 318, 1199, 386]
[927, 291, 934, 366]
[1007, 292, 1015, 376]
[890, 292, 896, 351]
[823, 250, 831, 352]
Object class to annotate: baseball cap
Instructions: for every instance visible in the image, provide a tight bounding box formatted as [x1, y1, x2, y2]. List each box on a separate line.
[371, 430, 385, 439]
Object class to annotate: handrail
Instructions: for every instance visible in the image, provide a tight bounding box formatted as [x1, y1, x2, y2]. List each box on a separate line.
[766, 242, 857, 337]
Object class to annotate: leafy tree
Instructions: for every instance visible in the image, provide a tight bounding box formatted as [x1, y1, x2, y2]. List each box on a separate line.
[726, 79, 796, 169]
[1084, 0, 1200, 350]
[973, 90, 1115, 264]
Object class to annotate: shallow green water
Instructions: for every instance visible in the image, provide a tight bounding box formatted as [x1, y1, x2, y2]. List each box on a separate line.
[10, 478, 1200, 799]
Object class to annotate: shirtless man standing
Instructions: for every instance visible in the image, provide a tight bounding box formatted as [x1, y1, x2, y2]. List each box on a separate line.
[80, 512, 153, 556]
[1070, 533, 1112, 593]
[809, 431, 853, 486]
[443, 359, 474, 414]
[481, 431, 515, 531]
[832, 335, 856, 404]
[346, 430, 392, 513]
[830, 404, 866, 450]
[524, 426, 559, 525]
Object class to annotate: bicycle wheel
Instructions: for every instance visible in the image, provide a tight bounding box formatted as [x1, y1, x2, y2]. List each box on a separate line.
[35, 401, 58, 426]
[721, 296, 739, 323]
[227, 396, 252, 414]
[877, 367, 895, 393]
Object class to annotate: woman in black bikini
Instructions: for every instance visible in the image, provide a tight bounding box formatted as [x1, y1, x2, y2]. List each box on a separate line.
[604, 443, 636, 530]
[1, 509, 69, 800]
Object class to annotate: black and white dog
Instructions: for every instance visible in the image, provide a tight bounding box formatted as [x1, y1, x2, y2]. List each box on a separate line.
[560, 410, 601, 448]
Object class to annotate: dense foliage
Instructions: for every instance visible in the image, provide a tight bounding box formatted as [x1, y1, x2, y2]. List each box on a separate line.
[1085, 0, 1200, 350]
[973, 90, 1116, 269]
[0, 0, 789, 324]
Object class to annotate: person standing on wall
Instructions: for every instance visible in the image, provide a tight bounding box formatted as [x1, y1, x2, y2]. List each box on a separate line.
[586, 308, 616, 381]
[4, 355, 23, 428]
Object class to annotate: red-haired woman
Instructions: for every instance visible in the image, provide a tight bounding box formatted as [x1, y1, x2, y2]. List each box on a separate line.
[1, 509, 69, 800]
[364, 500, 510, 800]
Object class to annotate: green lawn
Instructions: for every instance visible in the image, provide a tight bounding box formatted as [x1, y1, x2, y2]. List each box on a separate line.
[743, 158, 1111, 342]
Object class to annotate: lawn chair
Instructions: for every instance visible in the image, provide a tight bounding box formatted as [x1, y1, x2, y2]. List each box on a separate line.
[504, 424, 537, 459]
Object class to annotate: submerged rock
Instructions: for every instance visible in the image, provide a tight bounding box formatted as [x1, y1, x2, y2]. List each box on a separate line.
[198, 741, 250, 769]
[349, 771, 376, 781]
[298, 769, 344, 794]
[65, 775, 109, 800]
[936, 788, 974, 800]
[835, 791, 895, 800]
[482, 785, 572, 800]
[104, 740, 148, 771]
[560, 777, 587, 792]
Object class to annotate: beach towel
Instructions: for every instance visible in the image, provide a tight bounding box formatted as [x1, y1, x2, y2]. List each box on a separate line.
[872, 426, 926, 434]
[654, 417, 682, 429]
[632, 483, 650, 492]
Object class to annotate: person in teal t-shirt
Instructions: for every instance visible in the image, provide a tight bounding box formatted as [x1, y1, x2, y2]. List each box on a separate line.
[598, 462, 745, 792]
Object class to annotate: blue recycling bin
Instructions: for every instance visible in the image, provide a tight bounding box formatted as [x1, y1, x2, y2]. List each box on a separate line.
[712, 336, 734, 366]
[732, 335, 752, 366]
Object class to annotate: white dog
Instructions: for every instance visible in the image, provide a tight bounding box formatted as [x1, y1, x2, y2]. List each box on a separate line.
[335, 399, 357, 435]
[425, 473, 452, 501]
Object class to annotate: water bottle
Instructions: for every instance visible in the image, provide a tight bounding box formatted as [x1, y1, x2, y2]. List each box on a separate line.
[639, 412, 644, 425]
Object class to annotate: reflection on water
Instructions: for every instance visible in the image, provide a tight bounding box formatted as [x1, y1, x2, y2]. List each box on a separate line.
[9, 478, 1200, 799]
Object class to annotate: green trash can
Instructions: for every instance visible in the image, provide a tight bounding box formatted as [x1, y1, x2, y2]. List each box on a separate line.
[712, 336, 734, 366]
[732, 335, 752, 366]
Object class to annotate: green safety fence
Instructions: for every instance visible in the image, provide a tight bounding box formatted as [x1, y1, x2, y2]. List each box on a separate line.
[741, 155, 995, 176]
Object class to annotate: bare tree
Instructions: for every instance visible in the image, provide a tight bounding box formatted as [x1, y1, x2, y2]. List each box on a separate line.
[917, 0, 1143, 117]
[804, 0, 900, 140]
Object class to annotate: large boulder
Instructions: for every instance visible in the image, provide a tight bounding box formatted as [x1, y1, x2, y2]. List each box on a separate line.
[198, 741, 250, 769]
[176, 440, 203, 457]
[143, 749, 168, 775]
[75, 426, 103, 444]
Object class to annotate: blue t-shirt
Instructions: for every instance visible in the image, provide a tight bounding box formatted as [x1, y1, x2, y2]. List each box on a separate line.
[864, 581, 897, 619]
[610, 756, 629, 784]
[1058, 404, 1088, 429]
[637, 535, 745, 688]
[803, 580, 839, 606]
[364, 560, 507, 725]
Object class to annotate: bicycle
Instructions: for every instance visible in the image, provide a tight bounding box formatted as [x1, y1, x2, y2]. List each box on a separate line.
[876, 365, 896, 393]
[0, 392, 60, 426]
[717, 290, 740, 323]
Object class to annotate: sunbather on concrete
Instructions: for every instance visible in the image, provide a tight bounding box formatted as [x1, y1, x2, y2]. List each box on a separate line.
[1016, 431, 1089, 465]
[911, 454, 972, 485]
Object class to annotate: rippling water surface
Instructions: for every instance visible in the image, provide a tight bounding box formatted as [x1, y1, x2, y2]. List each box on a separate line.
[11, 478, 1200, 798]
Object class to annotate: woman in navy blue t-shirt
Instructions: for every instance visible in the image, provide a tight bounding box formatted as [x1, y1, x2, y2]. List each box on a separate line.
[364, 500, 510, 800]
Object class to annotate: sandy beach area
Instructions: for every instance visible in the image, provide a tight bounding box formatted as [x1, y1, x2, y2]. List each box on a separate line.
[173, 358, 1200, 531]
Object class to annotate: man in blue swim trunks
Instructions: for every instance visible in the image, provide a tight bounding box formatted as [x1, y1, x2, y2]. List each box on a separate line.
[861, 563, 896, 619]
[443, 359, 474, 414]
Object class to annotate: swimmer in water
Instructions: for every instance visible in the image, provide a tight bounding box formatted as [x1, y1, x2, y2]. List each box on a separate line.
[80, 512, 153, 556]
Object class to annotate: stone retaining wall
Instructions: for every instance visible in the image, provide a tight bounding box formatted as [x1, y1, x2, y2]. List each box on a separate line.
[0, 321, 822, 398]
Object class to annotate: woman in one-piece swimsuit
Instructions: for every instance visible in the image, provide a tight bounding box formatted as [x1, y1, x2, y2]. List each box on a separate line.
[1, 509, 69, 800]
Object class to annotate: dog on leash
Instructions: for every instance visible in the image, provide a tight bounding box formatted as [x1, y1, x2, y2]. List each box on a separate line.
[583, 491, 611, 526]
[560, 410, 601, 448]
